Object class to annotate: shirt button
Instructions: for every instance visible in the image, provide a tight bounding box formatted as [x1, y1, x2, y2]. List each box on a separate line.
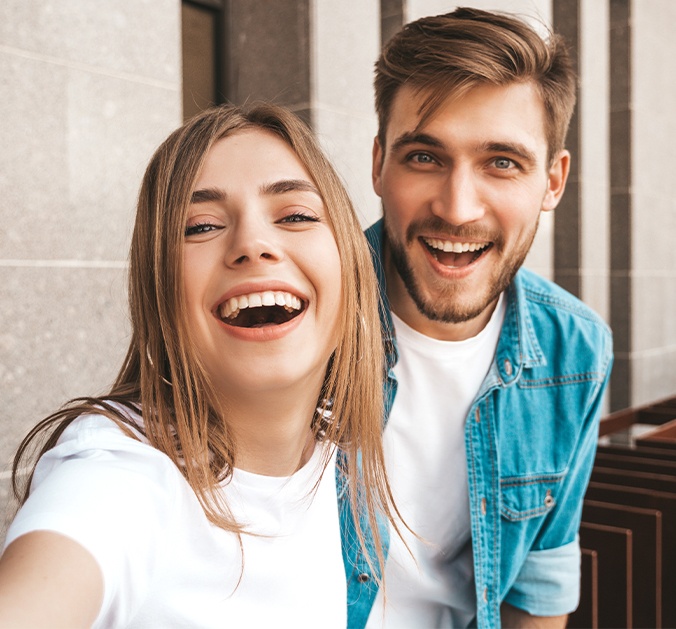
[504, 359, 513, 376]
[483, 587, 488, 603]
[481, 497, 487, 516]
[357, 573, 370, 583]
[544, 490, 555, 508]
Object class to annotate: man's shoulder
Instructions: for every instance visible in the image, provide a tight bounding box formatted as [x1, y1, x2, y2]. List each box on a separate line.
[509, 269, 613, 376]
[514, 268, 611, 335]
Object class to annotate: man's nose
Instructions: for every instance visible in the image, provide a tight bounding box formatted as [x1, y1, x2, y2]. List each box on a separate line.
[430, 166, 486, 225]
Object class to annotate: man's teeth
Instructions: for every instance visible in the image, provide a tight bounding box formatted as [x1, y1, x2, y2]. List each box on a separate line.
[219, 291, 302, 319]
[423, 237, 489, 253]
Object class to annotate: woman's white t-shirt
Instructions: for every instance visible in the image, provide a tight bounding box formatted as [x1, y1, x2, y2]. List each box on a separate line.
[4, 413, 346, 628]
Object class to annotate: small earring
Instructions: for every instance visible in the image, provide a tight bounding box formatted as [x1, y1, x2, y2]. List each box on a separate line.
[312, 398, 334, 440]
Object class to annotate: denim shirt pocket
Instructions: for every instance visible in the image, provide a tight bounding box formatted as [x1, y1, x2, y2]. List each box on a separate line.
[500, 472, 566, 521]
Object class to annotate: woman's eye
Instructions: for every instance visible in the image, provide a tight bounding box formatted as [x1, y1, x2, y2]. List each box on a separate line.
[279, 212, 320, 224]
[184, 223, 221, 237]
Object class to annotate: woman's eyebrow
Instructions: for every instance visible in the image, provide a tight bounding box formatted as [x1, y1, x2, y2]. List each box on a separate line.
[191, 187, 227, 204]
[260, 179, 320, 196]
[190, 179, 320, 204]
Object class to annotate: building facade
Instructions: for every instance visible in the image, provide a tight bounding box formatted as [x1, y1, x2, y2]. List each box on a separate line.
[1, 0, 675, 536]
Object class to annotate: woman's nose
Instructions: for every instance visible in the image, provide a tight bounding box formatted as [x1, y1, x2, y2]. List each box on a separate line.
[225, 217, 283, 267]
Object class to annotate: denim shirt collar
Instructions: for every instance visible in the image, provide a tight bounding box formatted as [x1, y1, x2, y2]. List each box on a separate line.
[364, 218, 547, 390]
[365, 220, 397, 370]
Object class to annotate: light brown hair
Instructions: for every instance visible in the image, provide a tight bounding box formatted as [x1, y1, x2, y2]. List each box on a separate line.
[13, 103, 395, 577]
[375, 7, 576, 163]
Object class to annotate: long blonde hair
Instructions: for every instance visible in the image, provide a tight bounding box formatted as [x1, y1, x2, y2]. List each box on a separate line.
[13, 103, 394, 577]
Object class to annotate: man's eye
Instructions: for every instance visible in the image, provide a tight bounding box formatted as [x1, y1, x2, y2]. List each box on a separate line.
[280, 212, 320, 224]
[184, 223, 220, 236]
[494, 157, 515, 169]
[410, 152, 436, 164]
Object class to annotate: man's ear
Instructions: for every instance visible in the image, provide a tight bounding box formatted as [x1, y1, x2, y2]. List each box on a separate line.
[542, 149, 571, 211]
[372, 137, 384, 198]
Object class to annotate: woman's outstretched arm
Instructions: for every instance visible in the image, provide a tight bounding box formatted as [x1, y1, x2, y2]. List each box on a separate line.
[0, 531, 103, 628]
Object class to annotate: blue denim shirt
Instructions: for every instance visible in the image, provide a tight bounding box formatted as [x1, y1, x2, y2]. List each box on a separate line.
[338, 220, 613, 628]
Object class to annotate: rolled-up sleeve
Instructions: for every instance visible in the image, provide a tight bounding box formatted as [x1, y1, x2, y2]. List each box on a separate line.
[503, 536, 580, 616]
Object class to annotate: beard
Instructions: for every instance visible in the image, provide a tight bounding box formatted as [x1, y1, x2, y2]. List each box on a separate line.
[384, 214, 538, 324]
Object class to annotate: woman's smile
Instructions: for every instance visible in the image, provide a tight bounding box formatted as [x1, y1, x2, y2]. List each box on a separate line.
[182, 128, 342, 396]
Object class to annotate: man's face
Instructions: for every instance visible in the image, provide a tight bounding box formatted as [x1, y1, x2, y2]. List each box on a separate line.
[372, 82, 569, 340]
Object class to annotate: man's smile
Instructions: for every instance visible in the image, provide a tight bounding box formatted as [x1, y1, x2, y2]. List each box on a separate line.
[421, 236, 493, 268]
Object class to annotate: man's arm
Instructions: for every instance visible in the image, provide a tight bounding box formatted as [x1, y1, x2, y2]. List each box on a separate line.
[501, 602, 567, 629]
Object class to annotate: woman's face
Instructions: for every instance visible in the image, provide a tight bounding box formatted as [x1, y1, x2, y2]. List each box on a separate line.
[182, 129, 342, 400]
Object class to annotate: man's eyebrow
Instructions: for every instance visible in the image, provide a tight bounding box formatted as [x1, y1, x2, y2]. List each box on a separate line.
[480, 142, 538, 164]
[259, 179, 320, 196]
[390, 132, 445, 153]
[191, 187, 227, 204]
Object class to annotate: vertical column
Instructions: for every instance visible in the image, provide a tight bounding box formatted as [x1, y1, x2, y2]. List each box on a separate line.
[381, 0, 404, 47]
[223, 0, 312, 125]
[312, 1, 381, 225]
[628, 0, 676, 406]
[221, 0, 381, 225]
[578, 0, 610, 330]
[0, 0, 182, 537]
[608, 0, 632, 411]
[552, 0, 582, 298]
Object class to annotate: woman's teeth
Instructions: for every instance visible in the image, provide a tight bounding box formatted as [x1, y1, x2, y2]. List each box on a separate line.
[219, 291, 302, 320]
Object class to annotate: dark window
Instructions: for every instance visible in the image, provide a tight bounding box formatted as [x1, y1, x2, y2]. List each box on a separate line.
[181, 0, 226, 120]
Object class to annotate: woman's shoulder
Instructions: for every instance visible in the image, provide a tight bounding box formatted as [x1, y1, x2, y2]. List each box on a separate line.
[11, 403, 187, 549]
[56, 401, 146, 450]
[35, 402, 179, 490]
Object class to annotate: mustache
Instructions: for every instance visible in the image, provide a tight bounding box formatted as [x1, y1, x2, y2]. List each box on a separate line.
[404, 217, 499, 244]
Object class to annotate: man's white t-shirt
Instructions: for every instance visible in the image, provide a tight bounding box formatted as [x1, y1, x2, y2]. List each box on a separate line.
[367, 295, 505, 628]
[5, 412, 346, 628]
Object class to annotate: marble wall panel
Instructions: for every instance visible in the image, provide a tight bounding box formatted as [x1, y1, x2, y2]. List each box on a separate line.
[0, 52, 69, 259]
[0, 0, 180, 84]
[0, 0, 182, 544]
[313, 0, 380, 228]
[579, 0, 610, 322]
[2, 67, 179, 262]
[314, 108, 381, 227]
[631, 349, 676, 409]
[0, 266, 129, 469]
[631, 273, 676, 353]
[628, 0, 676, 405]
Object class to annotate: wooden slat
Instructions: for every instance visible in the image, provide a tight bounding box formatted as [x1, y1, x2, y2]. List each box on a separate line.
[578, 522, 632, 628]
[568, 548, 599, 628]
[594, 452, 676, 476]
[597, 443, 676, 462]
[585, 483, 676, 626]
[582, 500, 662, 628]
[637, 418, 676, 449]
[591, 466, 676, 494]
